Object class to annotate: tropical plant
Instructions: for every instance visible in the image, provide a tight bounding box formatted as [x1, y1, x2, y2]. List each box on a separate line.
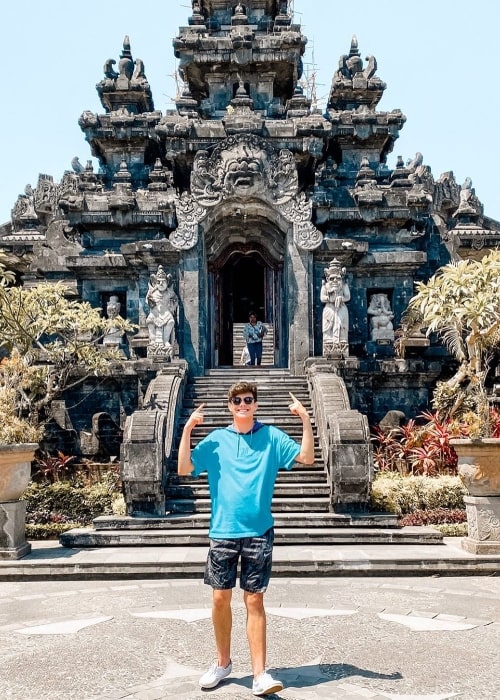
[0, 250, 136, 444]
[396, 249, 500, 436]
[33, 451, 77, 483]
[372, 411, 458, 476]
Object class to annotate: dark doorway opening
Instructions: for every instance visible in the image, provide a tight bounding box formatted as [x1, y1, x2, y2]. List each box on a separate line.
[218, 253, 267, 365]
[232, 255, 266, 322]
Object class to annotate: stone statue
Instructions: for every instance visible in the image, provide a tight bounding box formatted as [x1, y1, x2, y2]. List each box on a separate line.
[378, 410, 406, 434]
[146, 266, 178, 359]
[103, 295, 123, 347]
[367, 293, 395, 341]
[321, 259, 350, 357]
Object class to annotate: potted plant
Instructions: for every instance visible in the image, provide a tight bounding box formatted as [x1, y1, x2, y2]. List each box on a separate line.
[0, 252, 136, 558]
[396, 249, 500, 553]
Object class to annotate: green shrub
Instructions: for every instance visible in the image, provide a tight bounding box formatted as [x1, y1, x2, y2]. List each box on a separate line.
[422, 475, 467, 510]
[112, 493, 126, 515]
[370, 473, 467, 516]
[26, 522, 83, 540]
[433, 523, 468, 537]
[24, 480, 118, 526]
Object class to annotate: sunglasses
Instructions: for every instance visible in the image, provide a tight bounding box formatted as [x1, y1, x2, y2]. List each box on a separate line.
[230, 396, 256, 405]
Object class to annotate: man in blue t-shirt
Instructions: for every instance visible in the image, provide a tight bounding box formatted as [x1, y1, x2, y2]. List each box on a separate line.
[178, 381, 314, 696]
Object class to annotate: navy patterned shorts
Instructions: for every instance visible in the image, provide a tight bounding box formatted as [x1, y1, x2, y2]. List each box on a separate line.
[204, 528, 274, 593]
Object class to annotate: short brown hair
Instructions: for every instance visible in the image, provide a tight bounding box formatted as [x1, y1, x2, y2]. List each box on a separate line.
[227, 382, 258, 402]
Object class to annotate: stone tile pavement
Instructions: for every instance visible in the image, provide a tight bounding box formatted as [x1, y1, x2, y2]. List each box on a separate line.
[1, 569, 500, 699]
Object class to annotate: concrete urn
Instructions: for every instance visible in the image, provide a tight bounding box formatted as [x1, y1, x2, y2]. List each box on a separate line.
[0, 443, 38, 560]
[0, 443, 37, 501]
[452, 438, 500, 496]
[451, 438, 500, 554]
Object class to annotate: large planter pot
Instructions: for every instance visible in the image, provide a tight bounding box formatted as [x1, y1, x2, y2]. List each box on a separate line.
[451, 438, 500, 554]
[451, 438, 500, 496]
[0, 443, 38, 560]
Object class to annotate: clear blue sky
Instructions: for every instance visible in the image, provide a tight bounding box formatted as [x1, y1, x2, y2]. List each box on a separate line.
[1, 0, 499, 223]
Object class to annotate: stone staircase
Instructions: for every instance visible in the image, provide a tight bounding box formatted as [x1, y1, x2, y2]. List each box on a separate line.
[61, 368, 443, 548]
[166, 369, 331, 522]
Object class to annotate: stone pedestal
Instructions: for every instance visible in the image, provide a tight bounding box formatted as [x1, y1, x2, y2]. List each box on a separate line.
[451, 438, 500, 554]
[462, 495, 500, 554]
[0, 501, 31, 560]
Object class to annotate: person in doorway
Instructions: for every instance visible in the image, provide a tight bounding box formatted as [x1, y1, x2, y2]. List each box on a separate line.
[242, 312, 268, 366]
[177, 381, 314, 696]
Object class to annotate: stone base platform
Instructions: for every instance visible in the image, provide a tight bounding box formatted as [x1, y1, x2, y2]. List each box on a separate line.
[60, 525, 444, 549]
[0, 501, 32, 560]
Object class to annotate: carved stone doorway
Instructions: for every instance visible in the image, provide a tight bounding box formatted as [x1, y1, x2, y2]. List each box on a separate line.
[211, 245, 282, 368]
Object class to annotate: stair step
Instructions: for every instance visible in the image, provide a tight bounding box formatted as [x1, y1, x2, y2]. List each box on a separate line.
[165, 497, 332, 514]
[60, 525, 443, 548]
[173, 471, 328, 484]
[167, 484, 331, 499]
[93, 512, 400, 530]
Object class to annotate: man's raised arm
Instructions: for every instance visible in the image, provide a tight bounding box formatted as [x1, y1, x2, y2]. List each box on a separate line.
[288, 392, 314, 465]
[177, 403, 205, 476]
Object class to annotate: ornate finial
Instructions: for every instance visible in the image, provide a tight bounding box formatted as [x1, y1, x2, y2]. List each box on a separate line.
[349, 35, 360, 57]
[122, 36, 132, 57]
[190, 1, 206, 26]
[118, 36, 134, 80]
[232, 2, 248, 26]
[113, 160, 132, 184]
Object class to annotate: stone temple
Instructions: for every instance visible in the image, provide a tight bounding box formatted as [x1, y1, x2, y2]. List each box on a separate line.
[1, 1, 499, 539]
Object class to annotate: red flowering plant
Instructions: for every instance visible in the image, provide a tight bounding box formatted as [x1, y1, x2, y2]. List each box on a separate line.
[372, 411, 458, 476]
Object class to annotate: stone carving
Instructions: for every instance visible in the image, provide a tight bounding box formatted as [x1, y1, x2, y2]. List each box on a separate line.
[321, 259, 350, 357]
[96, 37, 154, 113]
[190, 135, 298, 207]
[379, 410, 406, 433]
[170, 134, 323, 251]
[277, 193, 323, 250]
[367, 293, 395, 341]
[458, 460, 500, 495]
[464, 498, 500, 550]
[454, 177, 482, 216]
[171, 192, 207, 249]
[333, 37, 384, 88]
[102, 295, 123, 347]
[58, 172, 82, 213]
[131, 58, 148, 86]
[145, 266, 178, 360]
[11, 186, 37, 226]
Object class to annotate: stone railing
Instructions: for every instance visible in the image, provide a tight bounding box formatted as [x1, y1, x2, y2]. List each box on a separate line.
[306, 360, 373, 511]
[121, 360, 188, 516]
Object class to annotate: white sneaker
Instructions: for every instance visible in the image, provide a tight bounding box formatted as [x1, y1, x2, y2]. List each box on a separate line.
[252, 671, 284, 696]
[199, 660, 232, 689]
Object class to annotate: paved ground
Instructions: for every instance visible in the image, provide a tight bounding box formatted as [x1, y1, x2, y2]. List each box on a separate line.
[1, 572, 499, 699]
[2, 537, 500, 580]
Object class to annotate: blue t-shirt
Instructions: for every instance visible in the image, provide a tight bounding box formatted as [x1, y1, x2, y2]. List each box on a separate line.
[191, 422, 300, 539]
